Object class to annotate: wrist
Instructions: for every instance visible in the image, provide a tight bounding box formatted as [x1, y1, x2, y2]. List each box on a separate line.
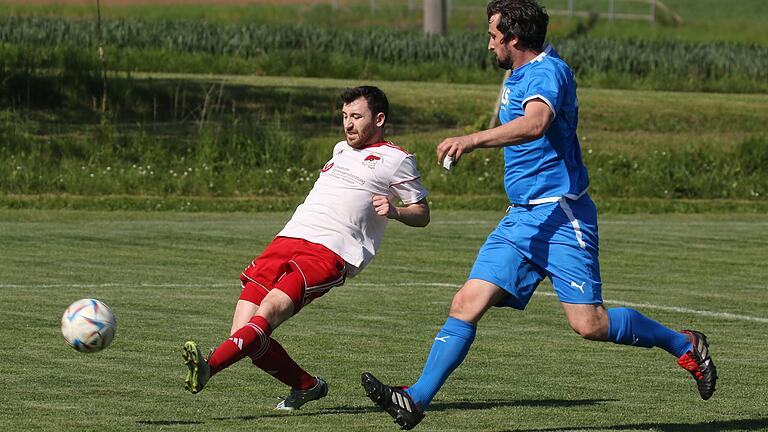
[468, 132, 482, 150]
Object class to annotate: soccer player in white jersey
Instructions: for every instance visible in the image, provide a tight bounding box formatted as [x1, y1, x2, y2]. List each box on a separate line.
[182, 86, 430, 410]
[362, 1, 716, 429]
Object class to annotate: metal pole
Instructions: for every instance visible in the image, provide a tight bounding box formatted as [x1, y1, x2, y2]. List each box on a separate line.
[568, 0, 574, 17]
[408, 0, 414, 14]
[332, 0, 339, 11]
[95, 0, 108, 116]
[370, 0, 375, 15]
[650, 0, 657, 24]
[608, 0, 615, 22]
[423, 0, 446, 35]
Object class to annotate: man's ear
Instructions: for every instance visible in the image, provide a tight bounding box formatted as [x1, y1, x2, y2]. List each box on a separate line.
[375, 112, 386, 128]
[502, 34, 519, 49]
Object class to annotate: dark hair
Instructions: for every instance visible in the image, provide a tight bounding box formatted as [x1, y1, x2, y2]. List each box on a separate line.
[487, 0, 548, 51]
[341, 86, 389, 125]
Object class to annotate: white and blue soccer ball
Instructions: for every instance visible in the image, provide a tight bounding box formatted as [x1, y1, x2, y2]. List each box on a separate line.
[61, 298, 117, 353]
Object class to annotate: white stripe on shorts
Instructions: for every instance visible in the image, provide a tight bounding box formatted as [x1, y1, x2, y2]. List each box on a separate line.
[558, 198, 586, 249]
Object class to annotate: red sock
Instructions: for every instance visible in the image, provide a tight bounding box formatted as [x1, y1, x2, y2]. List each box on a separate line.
[250, 338, 317, 390]
[208, 315, 271, 376]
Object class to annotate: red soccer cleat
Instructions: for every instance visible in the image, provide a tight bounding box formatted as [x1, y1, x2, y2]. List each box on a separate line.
[677, 330, 717, 400]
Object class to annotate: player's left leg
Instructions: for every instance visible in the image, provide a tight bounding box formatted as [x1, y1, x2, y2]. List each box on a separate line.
[546, 195, 716, 399]
[561, 302, 690, 354]
[560, 302, 717, 399]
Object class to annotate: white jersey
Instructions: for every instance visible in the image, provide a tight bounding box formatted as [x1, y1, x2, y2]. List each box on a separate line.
[278, 140, 428, 277]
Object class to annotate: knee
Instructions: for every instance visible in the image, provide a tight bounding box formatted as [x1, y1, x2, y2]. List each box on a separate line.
[257, 290, 295, 329]
[568, 313, 609, 341]
[571, 323, 606, 341]
[448, 290, 472, 317]
[449, 290, 477, 322]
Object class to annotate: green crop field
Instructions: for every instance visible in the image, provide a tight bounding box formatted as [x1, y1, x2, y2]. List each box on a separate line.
[2, 0, 767, 45]
[1, 209, 768, 431]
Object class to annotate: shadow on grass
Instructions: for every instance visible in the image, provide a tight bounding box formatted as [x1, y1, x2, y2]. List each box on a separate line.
[210, 398, 613, 421]
[508, 417, 768, 432]
[428, 398, 614, 412]
[136, 419, 204, 425]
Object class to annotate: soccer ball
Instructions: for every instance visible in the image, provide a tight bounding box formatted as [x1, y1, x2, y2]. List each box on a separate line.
[61, 298, 117, 353]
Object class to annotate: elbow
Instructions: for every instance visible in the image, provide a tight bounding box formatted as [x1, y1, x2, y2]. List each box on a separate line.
[531, 122, 548, 140]
[417, 209, 430, 227]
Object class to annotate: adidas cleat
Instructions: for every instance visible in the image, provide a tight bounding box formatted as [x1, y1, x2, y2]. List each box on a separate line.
[361, 372, 424, 430]
[182, 340, 211, 394]
[677, 330, 717, 400]
[275, 376, 328, 410]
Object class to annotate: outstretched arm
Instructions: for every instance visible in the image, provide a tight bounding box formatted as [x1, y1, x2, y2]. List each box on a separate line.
[436, 99, 554, 165]
[372, 196, 430, 227]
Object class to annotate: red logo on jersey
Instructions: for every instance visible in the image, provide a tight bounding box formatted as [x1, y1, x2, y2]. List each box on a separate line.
[321, 162, 334, 173]
[362, 154, 382, 169]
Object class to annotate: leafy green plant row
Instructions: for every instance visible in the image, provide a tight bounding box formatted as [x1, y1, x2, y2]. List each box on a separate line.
[1, 112, 765, 201]
[2, 16, 767, 85]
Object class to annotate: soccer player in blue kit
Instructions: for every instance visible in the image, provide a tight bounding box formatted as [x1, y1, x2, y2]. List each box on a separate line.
[361, 1, 717, 429]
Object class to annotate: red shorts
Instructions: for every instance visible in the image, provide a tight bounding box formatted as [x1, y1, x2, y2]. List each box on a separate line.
[239, 236, 346, 313]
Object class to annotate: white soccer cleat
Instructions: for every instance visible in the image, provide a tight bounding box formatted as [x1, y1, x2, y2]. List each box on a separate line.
[275, 377, 328, 410]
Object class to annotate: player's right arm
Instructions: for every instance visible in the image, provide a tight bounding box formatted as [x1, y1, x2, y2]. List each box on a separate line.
[436, 99, 553, 166]
[372, 195, 430, 227]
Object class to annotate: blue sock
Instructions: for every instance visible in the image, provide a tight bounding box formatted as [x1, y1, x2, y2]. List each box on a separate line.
[607, 307, 690, 357]
[405, 317, 476, 410]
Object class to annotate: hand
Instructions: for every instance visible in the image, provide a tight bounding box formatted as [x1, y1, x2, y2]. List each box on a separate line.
[436, 135, 476, 167]
[372, 195, 398, 219]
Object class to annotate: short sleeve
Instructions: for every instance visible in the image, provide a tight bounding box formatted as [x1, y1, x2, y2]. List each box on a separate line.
[389, 155, 428, 204]
[523, 67, 564, 117]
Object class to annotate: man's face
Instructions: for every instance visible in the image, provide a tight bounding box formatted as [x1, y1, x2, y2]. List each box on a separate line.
[342, 97, 383, 148]
[488, 13, 514, 70]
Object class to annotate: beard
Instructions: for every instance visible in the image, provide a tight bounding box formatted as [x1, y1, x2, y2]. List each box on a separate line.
[493, 45, 513, 69]
[346, 127, 376, 148]
[495, 54, 513, 70]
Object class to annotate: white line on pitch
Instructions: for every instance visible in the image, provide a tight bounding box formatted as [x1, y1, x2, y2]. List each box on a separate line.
[2, 281, 767, 323]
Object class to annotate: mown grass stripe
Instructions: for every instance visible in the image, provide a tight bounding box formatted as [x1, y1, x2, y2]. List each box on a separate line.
[5, 281, 766, 323]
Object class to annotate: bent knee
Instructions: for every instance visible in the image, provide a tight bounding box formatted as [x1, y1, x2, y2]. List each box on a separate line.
[449, 292, 465, 315]
[448, 291, 483, 323]
[569, 321, 608, 341]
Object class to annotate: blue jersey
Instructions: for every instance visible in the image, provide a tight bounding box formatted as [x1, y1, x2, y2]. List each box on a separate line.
[498, 47, 589, 205]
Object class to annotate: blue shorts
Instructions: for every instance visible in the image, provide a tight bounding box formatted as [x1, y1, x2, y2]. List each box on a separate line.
[468, 194, 602, 309]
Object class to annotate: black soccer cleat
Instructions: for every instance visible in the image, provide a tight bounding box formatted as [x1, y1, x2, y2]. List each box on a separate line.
[677, 330, 717, 400]
[361, 372, 425, 430]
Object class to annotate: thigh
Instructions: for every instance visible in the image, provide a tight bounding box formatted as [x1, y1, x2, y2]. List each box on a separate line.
[469, 226, 546, 311]
[450, 279, 510, 324]
[285, 239, 346, 310]
[238, 237, 294, 306]
[526, 196, 603, 306]
[552, 196, 602, 305]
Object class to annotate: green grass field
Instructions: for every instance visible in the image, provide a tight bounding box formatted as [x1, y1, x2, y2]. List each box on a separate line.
[2, 209, 767, 431]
